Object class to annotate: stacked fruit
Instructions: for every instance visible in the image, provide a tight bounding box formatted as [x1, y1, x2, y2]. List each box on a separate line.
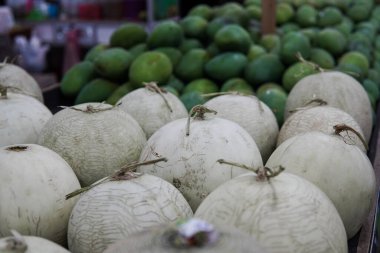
[60, 0, 380, 126]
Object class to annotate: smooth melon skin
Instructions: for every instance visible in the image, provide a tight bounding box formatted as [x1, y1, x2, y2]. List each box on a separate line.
[0, 92, 52, 147]
[204, 94, 278, 162]
[0, 144, 80, 246]
[137, 116, 263, 211]
[117, 87, 188, 138]
[195, 172, 348, 253]
[266, 131, 376, 239]
[285, 71, 373, 142]
[0, 63, 43, 102]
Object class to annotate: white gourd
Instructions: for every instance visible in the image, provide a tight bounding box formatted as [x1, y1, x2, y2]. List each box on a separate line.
[278, 105, 366, 152]
[285, 71, 373, 142]
[38, 103, 147, 186]
[195, 171, 348, 253]
[67, 174, 193, 253]
[0, 231, 70, 253]
[0, 91, 52, 147]
[204, 94, 279, 162]
[117, 85, 188, 138]
[137, 107, 263, 211]
[266, 131, 376, 238]
[0, 144, 80, 246]
[0, 63, 43, 102]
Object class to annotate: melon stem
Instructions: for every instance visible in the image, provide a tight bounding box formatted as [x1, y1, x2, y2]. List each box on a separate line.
[65, 157, 167, 199]
[1, 230, 28, 253]
[186, 105, 217, 136]
[144, 81, 173, 113]
[217, 159, 284, 182]
[0, 85, 7, 98]
[333, 124, 368, 151]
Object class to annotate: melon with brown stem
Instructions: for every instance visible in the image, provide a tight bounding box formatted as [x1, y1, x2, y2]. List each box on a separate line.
[266, 130, 376, 238]
[195, 161, 348, 253]
[136, 105, 263, 211]
[0, 62, 43, 102]
[285, 71, 373, 142]
[0, 86, 52, 147]
[204, 93, 278, 162]
[38, 103, 147, 186]
[278, 104, 366, 152]
[117, 82, 188, 138]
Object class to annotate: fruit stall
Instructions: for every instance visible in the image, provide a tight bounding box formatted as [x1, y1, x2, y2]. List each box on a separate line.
[1, 0, 380, 252]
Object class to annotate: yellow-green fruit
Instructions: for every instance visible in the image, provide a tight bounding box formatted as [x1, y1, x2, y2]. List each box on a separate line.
[256, 83, 285, 97]
[244, 0, 261, 6]
[355, 22, 377, 42]
[347, 3, 372, 22]
[221, 78, 254, 95]
[315, 28, 347, 56]
[179, 39, 203, 54]
[244, 54, 285, 87]
[280, 32, 311, 65]
[110, 23, 147, 49]
[180, 91, 207, 111]
[129, 51, 173, 87]
[175, 49, 209, 82]
[75, 78, 118, 105]
[205, 52, 247, 82]
[282, 62, 319, 92]
[214, 2, 249, 26]
[154, 47, 182, 66]
[166, 75, 185, 93]
[246, 5, 261, 20]
[129, 43, 148, 60]
[276, 3, 294, 25]
[206, 17, 235, 42]
[180, 16, 208, 41]
[363, 79, 379, 102]
[147, 21, 184, 49]
[280, 23, 300, 34]
[334, 17, 354, 38]
[338, 51, 369, 79]
[259, 34, 281, 54]
[296, 5, 317, 27]
[368, 69, 380, 87]
[310, 48, 335, 69]
[188, 4, 213, 20]
[257, 88, 288, 126]
[106, 82, 135, 105]
[214, 24, 252, 54]
[206, 43, 220, 58]
[317, 6, 343, 27]
[84, 44, 107, 62]
[60, 61, 96, 97]
[94, 48, 133, 80]
[182, 78, 218, 95]
[300, 27, 319, 45]
[247, 44, 266, 61]
[161, 85, 179, 96]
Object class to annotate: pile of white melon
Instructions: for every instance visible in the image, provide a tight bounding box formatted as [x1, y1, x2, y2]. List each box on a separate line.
[0, 62, 377, 253]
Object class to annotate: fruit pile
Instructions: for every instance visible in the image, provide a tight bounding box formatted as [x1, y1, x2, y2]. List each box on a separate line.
[60, 0, 380, 126]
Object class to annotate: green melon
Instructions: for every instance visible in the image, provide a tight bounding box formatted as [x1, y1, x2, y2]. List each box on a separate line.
[129, 51, 173, 87]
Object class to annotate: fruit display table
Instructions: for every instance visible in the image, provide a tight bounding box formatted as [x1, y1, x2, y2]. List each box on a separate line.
[33, 0, 380, 251]
[349, 107, 380, 252]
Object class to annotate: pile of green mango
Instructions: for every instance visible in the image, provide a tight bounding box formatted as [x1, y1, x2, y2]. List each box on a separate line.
[60, 0, 380, 126]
